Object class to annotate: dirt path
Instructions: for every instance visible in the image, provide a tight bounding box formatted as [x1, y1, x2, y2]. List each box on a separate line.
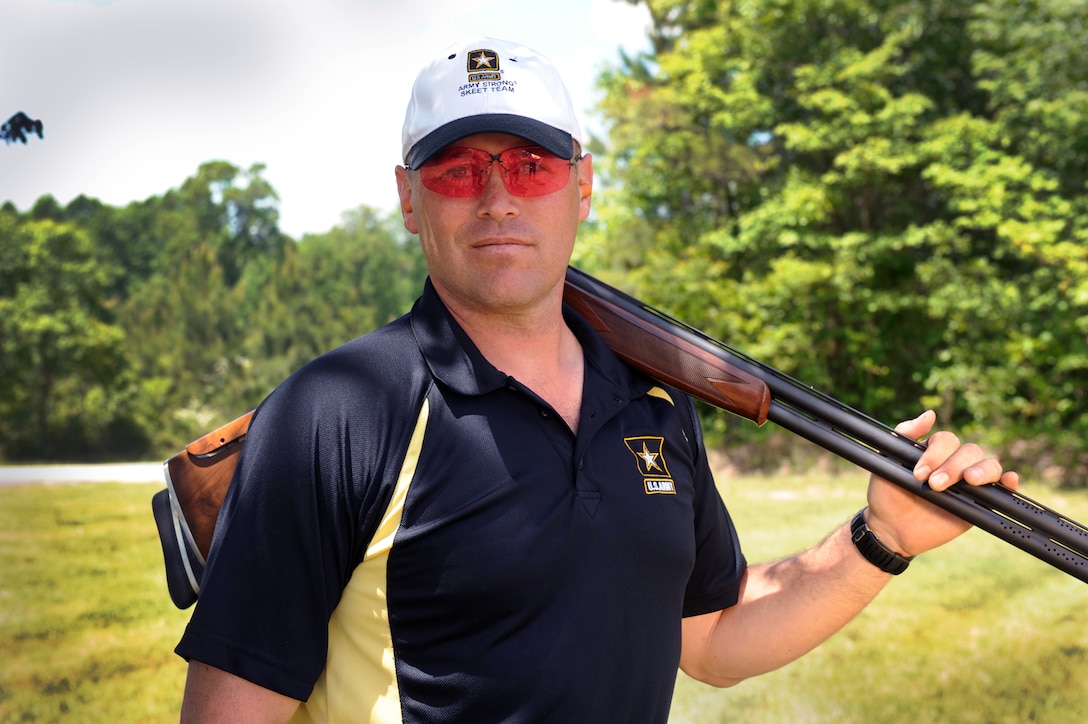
[0, 462, 164, 486]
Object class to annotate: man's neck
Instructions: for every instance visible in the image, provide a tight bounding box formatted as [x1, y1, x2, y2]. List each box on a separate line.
[440, 288, 585, 432]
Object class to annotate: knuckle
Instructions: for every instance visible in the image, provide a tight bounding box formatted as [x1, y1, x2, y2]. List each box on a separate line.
[960, 442, 984, 459]
[928, 430, 961, 448]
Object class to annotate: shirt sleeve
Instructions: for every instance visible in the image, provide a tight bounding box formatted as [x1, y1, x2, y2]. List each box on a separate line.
[174, 349, 398, 701]
[677, 395, 748, 617]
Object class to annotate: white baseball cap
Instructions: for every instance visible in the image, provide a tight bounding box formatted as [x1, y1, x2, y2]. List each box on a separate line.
[402, 37, 583, 168]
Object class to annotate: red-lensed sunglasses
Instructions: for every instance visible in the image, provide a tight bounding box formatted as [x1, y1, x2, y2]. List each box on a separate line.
[412, 146, 582, 198]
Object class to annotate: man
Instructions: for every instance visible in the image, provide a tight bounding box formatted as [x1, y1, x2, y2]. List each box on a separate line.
[177, 37, 1018, 722]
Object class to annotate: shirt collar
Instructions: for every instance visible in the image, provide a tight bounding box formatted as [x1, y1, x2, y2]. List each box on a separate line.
[409, 276, 655, 403]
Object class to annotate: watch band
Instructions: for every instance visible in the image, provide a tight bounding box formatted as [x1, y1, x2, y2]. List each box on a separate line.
[850, 509, 913, 575]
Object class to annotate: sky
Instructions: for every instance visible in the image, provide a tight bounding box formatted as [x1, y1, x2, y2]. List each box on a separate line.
[1, 0, 652, 238]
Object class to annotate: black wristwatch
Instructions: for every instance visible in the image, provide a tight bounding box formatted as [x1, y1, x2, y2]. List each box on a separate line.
[850, 509, 913, 575]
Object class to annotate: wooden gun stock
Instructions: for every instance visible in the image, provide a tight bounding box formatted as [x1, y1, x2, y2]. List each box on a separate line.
[155, 266, 1088, 608]
[163, 412, 252, 560]
[562, 276, 772, 426]
[154, 411, 252, 607]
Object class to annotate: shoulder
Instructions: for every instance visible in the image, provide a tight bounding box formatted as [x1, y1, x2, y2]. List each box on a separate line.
[238, 310, 435, 467]
[274, 313, 425, 405]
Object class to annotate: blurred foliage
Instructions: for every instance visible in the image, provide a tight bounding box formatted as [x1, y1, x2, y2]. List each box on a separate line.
[0, 162, 426, 462]
[584, 0, 1088, 483]
[4, 0, 1088, 485]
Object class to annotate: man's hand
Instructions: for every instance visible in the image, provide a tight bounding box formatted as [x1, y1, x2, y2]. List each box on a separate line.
[864, 409, 1020, 558]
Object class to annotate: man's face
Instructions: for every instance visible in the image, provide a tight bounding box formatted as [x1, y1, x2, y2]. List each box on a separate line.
[395, 132, 593, 318]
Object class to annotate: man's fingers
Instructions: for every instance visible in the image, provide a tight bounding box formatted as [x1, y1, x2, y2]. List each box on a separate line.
[910, 428, 961, 485]
[961, 456, 1003, 486]
[1000, 470, 1021, 491]
[891, 409, 1016, 492]
[893, 409, 936, 438]
[920, 440, 1010, 492]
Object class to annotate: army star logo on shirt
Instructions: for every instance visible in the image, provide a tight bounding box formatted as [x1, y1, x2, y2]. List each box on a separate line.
[637, 442, 662, 472]
[624, 436, 677, 495]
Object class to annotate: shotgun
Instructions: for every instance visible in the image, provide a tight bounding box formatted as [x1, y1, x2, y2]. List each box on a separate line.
[153, 266, 1088, 608]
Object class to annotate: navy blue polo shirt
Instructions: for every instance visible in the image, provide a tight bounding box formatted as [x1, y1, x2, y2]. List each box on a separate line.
[176, 277, 746, 723]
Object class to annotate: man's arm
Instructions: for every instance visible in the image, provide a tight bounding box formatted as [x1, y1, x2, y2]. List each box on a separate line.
[181, 661, 300, 723]
[680, 410, 1019, 687]
[679, 518, 889, 687]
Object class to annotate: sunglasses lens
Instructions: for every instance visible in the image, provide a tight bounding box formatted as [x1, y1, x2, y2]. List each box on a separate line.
[418, 147, 573, 198]
[417, 148, 490, 197]
[501, 148, 570, 197]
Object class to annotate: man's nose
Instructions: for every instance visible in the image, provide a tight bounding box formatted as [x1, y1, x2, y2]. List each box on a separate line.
[476, 161, 519, 218]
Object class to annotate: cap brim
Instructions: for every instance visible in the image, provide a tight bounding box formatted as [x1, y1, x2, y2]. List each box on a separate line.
[408, 114, 573, 168]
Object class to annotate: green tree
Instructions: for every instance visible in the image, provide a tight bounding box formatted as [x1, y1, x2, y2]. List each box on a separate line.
[597, 0, 1088, 478]
[119, 240, 244, 444]
[111, 162, 293, 445]
[231, 206, 427, 412]
[60, 194, 165, 300]
[919, 0, 1088, 477]
[1, 164, 429, 459]
[0, 211, 129, 459]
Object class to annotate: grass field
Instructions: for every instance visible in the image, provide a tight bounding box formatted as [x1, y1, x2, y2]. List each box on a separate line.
[0, 482, 192, 722]
[672, 468, 1088, 723]
[2, 474, 1087, 722]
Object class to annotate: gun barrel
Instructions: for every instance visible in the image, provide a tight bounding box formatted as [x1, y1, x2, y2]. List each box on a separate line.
[563, 266, 1088, 584]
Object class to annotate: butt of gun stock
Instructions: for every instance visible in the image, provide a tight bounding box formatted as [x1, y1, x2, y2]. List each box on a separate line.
[154, 411, 253, 609]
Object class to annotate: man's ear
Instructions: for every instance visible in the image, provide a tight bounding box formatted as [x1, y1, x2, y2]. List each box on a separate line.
[577, 154, 593, 222]
[394, 166, 418, 233]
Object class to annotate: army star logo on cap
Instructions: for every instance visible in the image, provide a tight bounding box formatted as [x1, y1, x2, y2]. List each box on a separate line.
[467, 49, 501, 82]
